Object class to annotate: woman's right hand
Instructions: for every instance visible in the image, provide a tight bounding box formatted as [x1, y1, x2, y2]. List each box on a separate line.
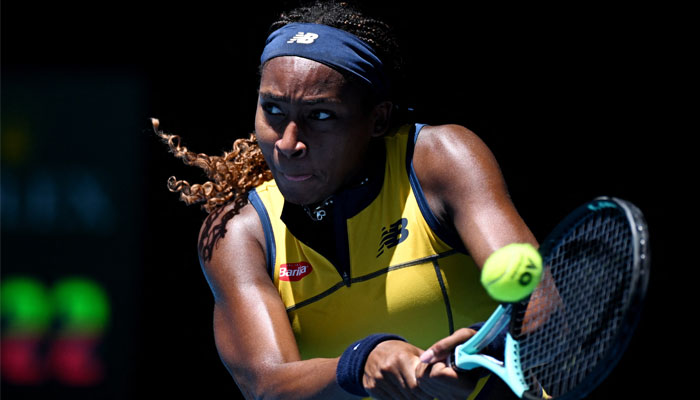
[362, 339, 434, 400]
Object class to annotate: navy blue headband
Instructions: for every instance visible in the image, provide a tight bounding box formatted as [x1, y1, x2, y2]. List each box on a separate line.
[260, 23, 389, 96]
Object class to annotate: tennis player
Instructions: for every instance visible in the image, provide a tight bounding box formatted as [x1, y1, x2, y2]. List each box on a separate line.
[157, 1, 536, 398]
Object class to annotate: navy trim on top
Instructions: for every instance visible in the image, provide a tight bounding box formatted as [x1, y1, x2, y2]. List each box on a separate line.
[248, 189, 276, 277]
[406, 123, 468, 254]
[432, 259, 455, 334]
[286, 250, 458, 312]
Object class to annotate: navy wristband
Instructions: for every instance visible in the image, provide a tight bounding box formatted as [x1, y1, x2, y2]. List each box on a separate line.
[336, 333, 406, 397]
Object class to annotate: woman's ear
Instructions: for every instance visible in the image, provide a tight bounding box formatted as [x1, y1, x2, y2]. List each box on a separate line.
[371, 101, 393, 137]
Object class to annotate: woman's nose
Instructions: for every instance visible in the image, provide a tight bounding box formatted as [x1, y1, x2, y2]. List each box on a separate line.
[275, 121, 307, 159]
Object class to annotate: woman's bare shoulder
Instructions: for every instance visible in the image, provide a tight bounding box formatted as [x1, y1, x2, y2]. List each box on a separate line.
[197, 200, 268, 300]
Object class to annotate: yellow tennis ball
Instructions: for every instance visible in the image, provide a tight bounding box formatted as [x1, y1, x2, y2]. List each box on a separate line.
[481, 243, 543, 302]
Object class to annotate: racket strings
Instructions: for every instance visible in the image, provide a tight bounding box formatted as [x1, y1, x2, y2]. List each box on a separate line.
[517, 209, 635, 397]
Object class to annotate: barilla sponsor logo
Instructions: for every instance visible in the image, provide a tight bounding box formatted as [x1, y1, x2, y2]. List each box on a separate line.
[279, 262, 313, 281]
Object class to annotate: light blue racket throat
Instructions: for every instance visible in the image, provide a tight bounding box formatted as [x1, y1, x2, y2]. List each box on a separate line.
[452, 304, 529, 397]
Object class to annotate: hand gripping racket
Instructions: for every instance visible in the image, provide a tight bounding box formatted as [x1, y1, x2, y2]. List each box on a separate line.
[449, 196, 650, 399]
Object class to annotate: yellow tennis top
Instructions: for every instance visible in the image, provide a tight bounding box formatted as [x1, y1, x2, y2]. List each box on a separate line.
[249, 123, 497, 361]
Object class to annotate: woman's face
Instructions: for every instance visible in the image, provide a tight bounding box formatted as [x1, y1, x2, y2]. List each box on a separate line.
[255, 56, 389, 205]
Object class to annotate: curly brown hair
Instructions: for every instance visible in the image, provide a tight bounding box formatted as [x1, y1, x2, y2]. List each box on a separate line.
[156, 1, 402, 218]
[152, 118, 272, 214]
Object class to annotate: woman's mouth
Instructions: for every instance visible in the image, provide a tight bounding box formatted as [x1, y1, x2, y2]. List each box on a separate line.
[281, 173, 313, 182]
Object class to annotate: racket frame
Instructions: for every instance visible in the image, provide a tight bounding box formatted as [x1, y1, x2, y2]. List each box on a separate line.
[450, 196, 650, 399]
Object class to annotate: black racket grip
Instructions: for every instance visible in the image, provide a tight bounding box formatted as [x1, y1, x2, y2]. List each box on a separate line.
[447, 349, 458, 370]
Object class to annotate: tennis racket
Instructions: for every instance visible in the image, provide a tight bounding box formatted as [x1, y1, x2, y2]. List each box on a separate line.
[448, 196, 650, 399]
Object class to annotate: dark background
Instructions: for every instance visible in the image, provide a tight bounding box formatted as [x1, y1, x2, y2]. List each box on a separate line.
[2, 1, 682, 398]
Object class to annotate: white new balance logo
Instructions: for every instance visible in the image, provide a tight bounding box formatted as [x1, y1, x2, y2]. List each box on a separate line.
[287, 32, 319, 44]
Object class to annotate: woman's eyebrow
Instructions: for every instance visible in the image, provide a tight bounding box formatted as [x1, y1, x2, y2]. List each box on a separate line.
[258, 91, 341, 105]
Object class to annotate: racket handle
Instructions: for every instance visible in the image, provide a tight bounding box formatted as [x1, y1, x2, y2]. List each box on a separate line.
[447, 349, 457, 369]
[446, 347, 483, 370]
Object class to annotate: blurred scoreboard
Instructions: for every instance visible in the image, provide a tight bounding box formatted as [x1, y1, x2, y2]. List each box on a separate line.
[1, 68, 146, 399]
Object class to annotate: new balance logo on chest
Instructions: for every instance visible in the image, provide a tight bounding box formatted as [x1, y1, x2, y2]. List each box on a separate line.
[377, 218, 409, 257]
[287, 32, 319, 44]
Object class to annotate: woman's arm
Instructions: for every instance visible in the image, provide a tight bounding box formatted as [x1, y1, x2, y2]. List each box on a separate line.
[200, 202, 430, 399]
[413, 124, 537, 267]
[200, 202, 353, 399]
[411, 124, 537, 399]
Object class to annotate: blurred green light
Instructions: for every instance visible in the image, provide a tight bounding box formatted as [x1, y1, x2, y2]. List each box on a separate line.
[1, 277, 53, 335]
[52, 277, 110, 334]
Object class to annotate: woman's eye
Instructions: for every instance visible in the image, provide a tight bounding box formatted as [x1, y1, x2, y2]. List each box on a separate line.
[262, 103, 283, 116]
[309, 110, 334, 121]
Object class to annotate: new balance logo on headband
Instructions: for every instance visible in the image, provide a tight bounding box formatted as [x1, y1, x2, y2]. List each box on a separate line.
[287, 32, 319, 44]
